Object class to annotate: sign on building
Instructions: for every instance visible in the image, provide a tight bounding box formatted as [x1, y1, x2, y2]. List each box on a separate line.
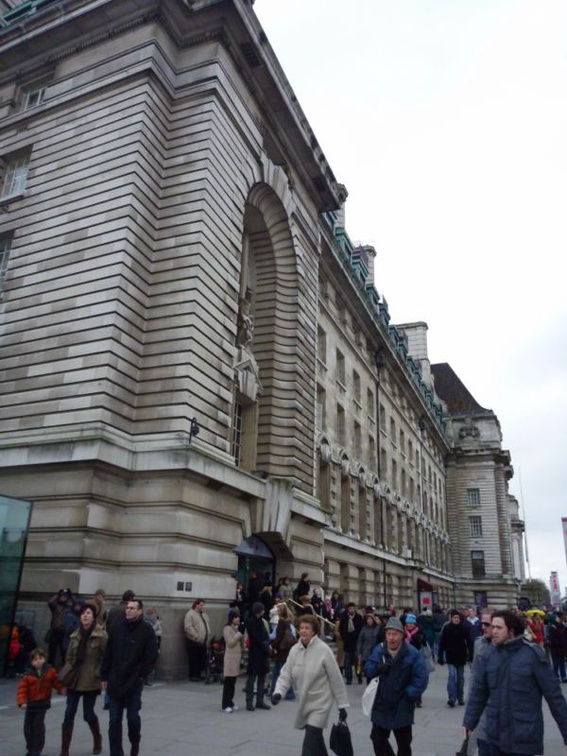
[550, 570, 561, 606]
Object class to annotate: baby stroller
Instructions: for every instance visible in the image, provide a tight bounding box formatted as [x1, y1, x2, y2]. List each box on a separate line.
[205, 636, 225, 684]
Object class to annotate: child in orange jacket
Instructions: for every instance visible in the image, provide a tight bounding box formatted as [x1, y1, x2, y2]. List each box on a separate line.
[17, 648, 65, 756]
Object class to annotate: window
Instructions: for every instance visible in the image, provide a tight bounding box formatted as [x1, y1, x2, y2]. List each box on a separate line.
[399, 429, 405, 454]
[469, 515, 483, 537]
[467, 488, 481, 507]
[0, 233, 13, 289]
[391, 459, 398, 490]
[1, 151, 30, 199]
[368, 435, 375, 469]
[317, 327, 327, 364]
[231, 402, 243, 466]
[353, 370, 361, 403]
[19, 84, 46, 111]
[336, 349, 345, 385]
[316, 386, 326, 428]
[471, 550, 485, 578]
[390, 417, 396, 443]
[367, 388, 375, 417]
[337, 404, 345, 446]
[408, 439, 413, 463]
[354, 421, 361, 458]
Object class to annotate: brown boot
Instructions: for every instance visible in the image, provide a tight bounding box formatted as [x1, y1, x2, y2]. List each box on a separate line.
[59, 723, 74, 756]
[89, 717, 102, 755]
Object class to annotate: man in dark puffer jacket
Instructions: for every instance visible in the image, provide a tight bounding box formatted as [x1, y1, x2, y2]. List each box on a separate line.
[464, 610, 567, 756]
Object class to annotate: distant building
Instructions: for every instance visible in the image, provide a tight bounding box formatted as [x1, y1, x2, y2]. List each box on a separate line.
[0, 0, 522, 676]
[430, 363, 522, 607]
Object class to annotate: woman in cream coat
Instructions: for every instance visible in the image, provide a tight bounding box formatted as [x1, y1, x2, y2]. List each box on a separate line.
[272, 614, 349, 756]
[221, 610, 244, 712]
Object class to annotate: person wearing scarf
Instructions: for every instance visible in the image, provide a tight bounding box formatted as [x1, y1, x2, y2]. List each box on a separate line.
[403, 614, 427, 707]
[60, 603, 107, 756]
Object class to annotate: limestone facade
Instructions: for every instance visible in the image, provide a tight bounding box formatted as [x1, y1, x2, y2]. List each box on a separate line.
[0, 0, 520, 677]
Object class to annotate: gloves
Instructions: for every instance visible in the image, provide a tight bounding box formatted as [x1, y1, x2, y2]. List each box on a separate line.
[271, 693, 282, 706]
[376, 663, 390, 676]
[338, 708, 347, 722]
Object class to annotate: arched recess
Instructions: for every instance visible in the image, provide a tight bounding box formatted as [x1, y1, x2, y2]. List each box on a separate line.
[233, 182, 315, 490]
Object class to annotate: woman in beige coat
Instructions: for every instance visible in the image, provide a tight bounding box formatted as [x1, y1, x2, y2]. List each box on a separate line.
[272, 614, 349, 755]
[221, 610, 244, 712]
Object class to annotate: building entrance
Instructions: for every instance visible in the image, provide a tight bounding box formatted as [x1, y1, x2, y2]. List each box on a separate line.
[234, 535, 275, 606]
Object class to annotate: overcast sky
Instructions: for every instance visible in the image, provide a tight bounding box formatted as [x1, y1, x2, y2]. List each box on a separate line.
[255, 0, 567, 599]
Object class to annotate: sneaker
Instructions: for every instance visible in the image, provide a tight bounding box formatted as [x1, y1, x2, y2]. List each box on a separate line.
[447, 700, 455, 708]
[255, 701, 271, 710]
[246, 703, 255, 711]
[231, 705, 239, 711]
[223, 707, 233, 713]
[458, 700, 465, 706]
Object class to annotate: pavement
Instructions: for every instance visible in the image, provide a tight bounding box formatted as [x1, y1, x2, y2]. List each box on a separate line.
[1, 664, 566, 756]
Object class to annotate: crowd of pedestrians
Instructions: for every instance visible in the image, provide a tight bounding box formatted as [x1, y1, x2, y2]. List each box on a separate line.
[16, 588, 159, 756]
[11, 576, 567, 756]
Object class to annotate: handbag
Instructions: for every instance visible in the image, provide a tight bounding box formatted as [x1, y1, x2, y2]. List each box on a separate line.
[329, 720, 354, 756]
[58, 662, 79, 688]
[362, 676, 379, 716]
[420, 644, 435, 673]
[456, 734, 470, 755]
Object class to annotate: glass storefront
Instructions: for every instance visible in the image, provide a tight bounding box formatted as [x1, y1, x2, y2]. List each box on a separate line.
[0, 495, 32, 675]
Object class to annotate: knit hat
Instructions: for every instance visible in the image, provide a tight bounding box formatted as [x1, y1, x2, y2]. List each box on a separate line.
[385, 617, 404, 634]
[252, 602, 265, 615]
[405, 614, 417, 624]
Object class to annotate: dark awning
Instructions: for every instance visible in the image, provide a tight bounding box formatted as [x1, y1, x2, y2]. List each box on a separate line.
[417, 578, 434, 592]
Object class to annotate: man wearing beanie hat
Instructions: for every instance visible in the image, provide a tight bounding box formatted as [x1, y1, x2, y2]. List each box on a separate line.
[365, 614, 429, 754]
[438, 610, 473, 707]
[245, 603, 271, 711]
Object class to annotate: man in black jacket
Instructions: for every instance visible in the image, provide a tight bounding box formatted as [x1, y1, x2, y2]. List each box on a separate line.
[339, 602, 364, 684]
[245, 602, 271, 712]
[438, 609, 473, 708]
[101, 599, 158, 756]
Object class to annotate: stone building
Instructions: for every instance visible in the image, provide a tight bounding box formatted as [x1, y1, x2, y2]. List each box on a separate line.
[430, 362, 523, 607]
[0, 0, 521, 676]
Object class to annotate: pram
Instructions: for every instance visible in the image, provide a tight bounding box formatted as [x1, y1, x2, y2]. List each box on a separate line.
[204, 636, 225, 684]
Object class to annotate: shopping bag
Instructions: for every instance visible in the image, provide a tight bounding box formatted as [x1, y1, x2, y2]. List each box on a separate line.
[420, 644, 435, 673]
[329, 720, 354, 756]
[361, 676, 379, 716]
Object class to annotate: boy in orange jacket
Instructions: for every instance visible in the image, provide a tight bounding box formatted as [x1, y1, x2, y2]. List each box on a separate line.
[17, 648, 65, 756]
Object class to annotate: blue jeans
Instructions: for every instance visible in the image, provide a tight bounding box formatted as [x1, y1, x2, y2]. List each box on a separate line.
[552, 653, 567, 681]
[270, 660, 295, 699]
[63, 690, 99, 726]
[108, 683, 143, 756]
[447, 664, 464, 703]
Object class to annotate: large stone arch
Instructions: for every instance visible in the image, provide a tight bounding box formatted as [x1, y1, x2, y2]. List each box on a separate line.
[238, 181, 315, 491]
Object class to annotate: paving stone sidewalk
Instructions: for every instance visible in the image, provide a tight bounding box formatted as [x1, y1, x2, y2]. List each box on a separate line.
[2, 664, 565, 756]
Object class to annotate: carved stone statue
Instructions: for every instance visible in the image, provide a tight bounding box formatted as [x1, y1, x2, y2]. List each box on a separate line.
[237, 289, 254, 348]
[459, 420, 480, 439]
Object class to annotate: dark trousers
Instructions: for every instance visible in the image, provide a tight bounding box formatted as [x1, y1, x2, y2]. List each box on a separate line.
[371, 724, 412, 756]
[488, 747, 532, 756]
[24, 708, 47, 755]
[245, 672, 266, 705]
[186, 640, 207, 679]
[63, 690, 99, 726]
[222, 676, 236, 710]
[302, 725, 328, 756]
[108, 683, 143, 756]
[344, 649, 356, 682]
[477, 739, 491, 756]
[48, 629, 65, 667]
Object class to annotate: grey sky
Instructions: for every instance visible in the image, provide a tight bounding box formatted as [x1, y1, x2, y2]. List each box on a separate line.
[255, 0, 567, 598]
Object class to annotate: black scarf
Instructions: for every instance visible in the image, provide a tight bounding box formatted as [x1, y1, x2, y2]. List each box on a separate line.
[74, 622, 95, 666]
